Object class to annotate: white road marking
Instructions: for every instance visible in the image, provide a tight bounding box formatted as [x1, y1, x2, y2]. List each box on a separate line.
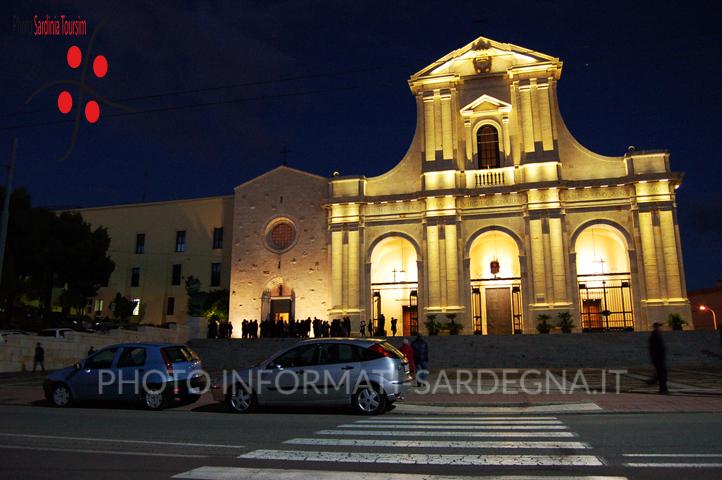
[316, 429, 577, 438]
[0, 432, 244, 449]
[0, 444, 206, 458]
[238, 449, 604, 466]
[623, 453, 722, 457]
[174, 466, 627, 480]
[355, 419, 564, 425]
[336, 424, 568, 430]
[364, 416, 559, 421]
[624, 463, 722, 468]
[284, 438, 590, 449]
[394, 403, 601, 414]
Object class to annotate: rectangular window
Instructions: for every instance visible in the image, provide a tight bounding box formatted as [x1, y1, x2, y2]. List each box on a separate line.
[175, 230, 186, 252]
[171, 264, 182, 285]
[166, 297, 175, 316]
[135, 233, 145, 254]
[131, 267, 140, 287]
[210, 262, 221, 287]
[212, 227, 224, 249]
[94, 299, 104, 314]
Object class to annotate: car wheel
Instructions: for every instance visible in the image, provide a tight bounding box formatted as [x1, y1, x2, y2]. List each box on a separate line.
[226, 384, 256, 413]
[143, 389, 168, 411]
[51, 383, 72, 407]
[352, 384, 387, 415]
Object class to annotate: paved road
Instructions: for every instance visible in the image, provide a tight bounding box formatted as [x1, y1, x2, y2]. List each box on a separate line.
[0, 404, 720, 479]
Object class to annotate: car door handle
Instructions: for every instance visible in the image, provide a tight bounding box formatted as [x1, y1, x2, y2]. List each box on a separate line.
[341, 366, 355, 370]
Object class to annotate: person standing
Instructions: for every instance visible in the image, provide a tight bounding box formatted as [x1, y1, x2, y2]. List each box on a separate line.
[360, 320, 366, 337]
[228, 321, 234, 338]
[368, 320, 374, 337]
[411, 333, 429, 386]
[33, 343, 45, 372]
[648, 322, 668, 394]
[391, 317, 398, 336]
[399, 338, 415, 375]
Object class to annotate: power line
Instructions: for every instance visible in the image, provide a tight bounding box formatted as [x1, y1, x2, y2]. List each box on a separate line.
[0, 82, 395, 132]
[1, 62, 417, 120]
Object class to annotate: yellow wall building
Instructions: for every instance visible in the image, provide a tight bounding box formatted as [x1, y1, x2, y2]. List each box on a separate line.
[78, 36, 691, 335]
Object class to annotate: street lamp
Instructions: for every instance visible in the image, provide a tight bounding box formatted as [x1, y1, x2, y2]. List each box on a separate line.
[699, 305, 717, 330]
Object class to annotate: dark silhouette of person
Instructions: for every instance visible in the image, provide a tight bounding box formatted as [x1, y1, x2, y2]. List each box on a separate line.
[378, 314, 386, 336]
[411, 333, 429, 385]
[360, 320, 366, 337]
[228, 321, 234, 338]
[368, 319, 374, 337]
[648, 322, 668, 394]
[87, 346, 95, 357]
[391, 317, 398, 336]
[33, 343, 45, 372]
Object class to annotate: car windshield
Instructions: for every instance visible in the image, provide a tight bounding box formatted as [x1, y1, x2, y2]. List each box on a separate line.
[162, 346, 199, 363]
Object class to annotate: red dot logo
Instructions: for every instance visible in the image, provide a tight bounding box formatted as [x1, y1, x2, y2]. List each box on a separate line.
[84, 101, 100, 123]
[57, 91, 73, 114]
[57, 45, 109, 123]
[93, 55, 108, 78]
[67, 46, 82, 69]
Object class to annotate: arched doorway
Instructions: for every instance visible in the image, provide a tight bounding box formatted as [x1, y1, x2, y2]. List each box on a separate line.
[260, 277, 295, 323]
[369, 236, 419, 336]
[574, 224, 633, 331]
[469, 230, 523, 335]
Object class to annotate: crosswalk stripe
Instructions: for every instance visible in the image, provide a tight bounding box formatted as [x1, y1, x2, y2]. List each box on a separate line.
[316, 429, 577, 438]
[623, 453, 722, 457]
[238, 449, 604, 466]
[355, 420, 564, 425]
[173, 466, 628, 480]
[624, 463, 722, 468]
[360, 416, 559, 421]
[336, 424, 568, 430]
[284, 438, 590, 449]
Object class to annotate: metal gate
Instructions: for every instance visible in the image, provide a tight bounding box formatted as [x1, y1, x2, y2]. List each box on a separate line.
[409, 290, 418, 335]
[578, 274, 634, 331]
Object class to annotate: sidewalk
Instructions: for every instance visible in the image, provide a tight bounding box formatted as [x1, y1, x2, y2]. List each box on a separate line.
[1, 368, 721, 413]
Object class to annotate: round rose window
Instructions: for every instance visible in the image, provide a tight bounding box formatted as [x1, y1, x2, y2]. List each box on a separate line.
[266, 220, 296, 252]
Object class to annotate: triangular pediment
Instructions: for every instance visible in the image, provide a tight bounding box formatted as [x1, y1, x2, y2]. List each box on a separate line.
[411, 36, 559, 80]
[460, 94, 512, 117]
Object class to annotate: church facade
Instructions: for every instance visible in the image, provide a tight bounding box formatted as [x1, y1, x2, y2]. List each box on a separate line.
[229, 36, 691, 335]
[77, 36, 691, 336]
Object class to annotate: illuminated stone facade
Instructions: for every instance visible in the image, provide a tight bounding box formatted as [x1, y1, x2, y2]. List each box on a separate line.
[324, 36, 691, 335]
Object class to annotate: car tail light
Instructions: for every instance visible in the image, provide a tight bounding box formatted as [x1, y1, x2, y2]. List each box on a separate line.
[368, 343, 392, 358]
[160, 349, 174, 376]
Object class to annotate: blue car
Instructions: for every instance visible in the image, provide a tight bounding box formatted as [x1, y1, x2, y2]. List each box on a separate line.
[43, 342, 206, 410]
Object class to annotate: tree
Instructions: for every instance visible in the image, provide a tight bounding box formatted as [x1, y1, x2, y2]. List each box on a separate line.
[0, 188, 114, 326]
[202, 288, 229, 321]
[110, 293, 136, 324]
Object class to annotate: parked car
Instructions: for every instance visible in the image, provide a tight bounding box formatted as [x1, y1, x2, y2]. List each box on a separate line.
[39, 328, 75, 338]
[211, 338, 412, 415]
[0, 330, 30, 341]
[43, 342, 206, 410]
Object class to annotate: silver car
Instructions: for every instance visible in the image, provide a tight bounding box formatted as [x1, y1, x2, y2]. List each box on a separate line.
[211, 338, 413, 415]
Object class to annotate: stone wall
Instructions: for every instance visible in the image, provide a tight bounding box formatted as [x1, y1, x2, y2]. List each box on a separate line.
[188, 331, 722, 371]
[0, 325, 193, 373]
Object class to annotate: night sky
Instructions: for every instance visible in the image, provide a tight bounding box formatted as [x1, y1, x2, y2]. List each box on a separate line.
[1, 1, 720, 290]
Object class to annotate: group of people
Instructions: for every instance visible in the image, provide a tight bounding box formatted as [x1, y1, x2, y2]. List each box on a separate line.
[359, 314, 400, 337]
[229, 317, 355, 339]
[207, 317, 234, 339]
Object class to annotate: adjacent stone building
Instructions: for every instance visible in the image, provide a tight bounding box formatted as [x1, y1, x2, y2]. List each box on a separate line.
[76, 36, 691, 335]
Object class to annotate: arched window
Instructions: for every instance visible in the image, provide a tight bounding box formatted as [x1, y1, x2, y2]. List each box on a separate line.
[477, 125, 501, 169]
